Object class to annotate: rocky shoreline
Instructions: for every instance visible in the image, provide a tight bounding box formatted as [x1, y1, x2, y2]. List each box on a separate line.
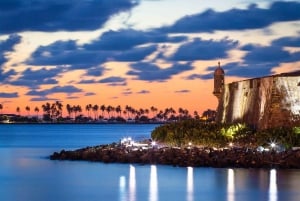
[50, 142, 300, 169]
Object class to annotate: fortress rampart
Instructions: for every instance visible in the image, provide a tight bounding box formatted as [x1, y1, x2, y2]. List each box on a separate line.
[215, 70, 300, 130]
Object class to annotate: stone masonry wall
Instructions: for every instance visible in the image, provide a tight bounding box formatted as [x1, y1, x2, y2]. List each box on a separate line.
[216, 75, 300, 130]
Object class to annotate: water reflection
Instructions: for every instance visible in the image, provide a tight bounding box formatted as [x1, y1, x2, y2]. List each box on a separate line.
[129, 165, 136, 201]
[227, 169, 235, 201]
[149, 165, 158, 201]
[187, 167, 194, 201]
[119, 176, 126, 201]
[269, 169, 277, 201]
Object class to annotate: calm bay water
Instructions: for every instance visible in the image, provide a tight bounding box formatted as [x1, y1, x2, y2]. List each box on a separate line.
[1, 124, 300, 201]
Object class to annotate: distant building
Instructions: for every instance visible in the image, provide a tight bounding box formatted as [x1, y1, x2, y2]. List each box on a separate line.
[213, 63, 300, 130]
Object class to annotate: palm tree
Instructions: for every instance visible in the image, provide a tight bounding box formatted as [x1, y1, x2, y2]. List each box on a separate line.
[125, 105, 131, 119]
[0, 103, 3, 114]
[34, 106, 39, 118]
[111, 106, 116, 118]
[25, 106, 30, 116]
[145, 108, 150, 117]
[116, 105, 122, 117]
[92, 104, 99, 120]
[55, 101, 63, 118]
[73, 105, 82, 119]
[100, 105, 106, 118]
[150, 106, 158, 118]
[66, 104, 73, 118]
[16, 107, 20, 116]
[42, 102, 51, 121]
[86, 104, 92, 118]
[106, 105, 113, 118]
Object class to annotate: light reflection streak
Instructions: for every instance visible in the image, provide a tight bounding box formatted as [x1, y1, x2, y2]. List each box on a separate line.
[129, 165, 136, 201]
[187, 167, 194, 201]
[149, 165, 158, 201]
[227, 169, 235, 201]
[119, 176, 126, 201]
[269, 169, 277, 201]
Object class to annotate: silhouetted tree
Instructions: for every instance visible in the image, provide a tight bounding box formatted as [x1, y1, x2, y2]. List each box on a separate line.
[16, 107, 20, 116]
[34, 106, 39, 118]
[25, 106, 30, 116]
[86, 104, 92, 118]
[100, 105, 106, 118]
[92, 104, 99, 120]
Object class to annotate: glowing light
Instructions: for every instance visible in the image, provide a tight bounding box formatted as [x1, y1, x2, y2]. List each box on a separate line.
[129, 165, 136, 201]
[188, 142, 192, 146]
[152, 141, 156, 147]
[229, 142, 233, 147]
[269, 169, 277, 201]
[227, 169, 235, 201]
[270, 143, 276, 148]
[119, 176, 126, 201]
[187, 167, 194, 201]
[149, 165, 158, 201]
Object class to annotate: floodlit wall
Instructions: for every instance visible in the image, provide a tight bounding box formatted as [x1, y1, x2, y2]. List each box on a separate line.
[216, 74, 300, 130]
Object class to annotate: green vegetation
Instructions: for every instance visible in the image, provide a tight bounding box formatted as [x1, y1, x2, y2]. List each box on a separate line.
[151, 119, 300, 149]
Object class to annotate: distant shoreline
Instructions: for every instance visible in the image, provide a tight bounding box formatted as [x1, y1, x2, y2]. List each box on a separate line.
[50, 142, 300, 169]
[0, 122, 163, 125]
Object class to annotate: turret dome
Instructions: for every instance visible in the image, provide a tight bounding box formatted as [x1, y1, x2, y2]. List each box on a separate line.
[214, 62, 224, 75]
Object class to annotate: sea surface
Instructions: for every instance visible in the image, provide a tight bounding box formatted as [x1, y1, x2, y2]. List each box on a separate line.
[1, 124, 300, 201]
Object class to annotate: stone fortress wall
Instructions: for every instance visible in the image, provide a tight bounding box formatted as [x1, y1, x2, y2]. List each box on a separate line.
[216, 71, 300, 130]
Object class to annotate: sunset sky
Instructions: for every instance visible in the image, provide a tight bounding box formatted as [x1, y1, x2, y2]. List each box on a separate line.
[0, 0, 300, 116]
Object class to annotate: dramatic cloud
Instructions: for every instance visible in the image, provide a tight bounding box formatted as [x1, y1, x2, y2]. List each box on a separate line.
[9, 67, 63, 88]
[171, 38, 238, 61]
[127, 62, 194, 82]
[26, 85, 83, 97]
[0, 0, 138, 34]
[242, 46, 298, 64]
[241, 36, 300, 66]
[0, 35, 21, 83]
[0, 69, 16, 84]
[27, 40, 109, 69]
[27, 35, 160, 69]
[114, 45, 157, 61]
[272, 36, 300, 47]
[0, 92, 18, 98]
[198, 35, 300, 79]
[84, 29, 187, 51]
[85, 66, 106, 77]
[160, 1, 300, 33]
[0, 34, 22, 52]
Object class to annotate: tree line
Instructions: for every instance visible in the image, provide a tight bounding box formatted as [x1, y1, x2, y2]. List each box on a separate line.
[0, 102, 216, 123]
[151, 119, 300, 149]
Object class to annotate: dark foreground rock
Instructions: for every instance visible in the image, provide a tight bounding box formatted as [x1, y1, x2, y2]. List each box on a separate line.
[50, 144, 300, 168]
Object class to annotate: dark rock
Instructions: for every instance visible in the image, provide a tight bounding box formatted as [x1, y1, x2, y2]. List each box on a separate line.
[49, 144, 300, 169]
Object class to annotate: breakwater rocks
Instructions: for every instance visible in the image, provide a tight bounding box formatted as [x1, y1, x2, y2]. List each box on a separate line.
[50, 144, 300, 168]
